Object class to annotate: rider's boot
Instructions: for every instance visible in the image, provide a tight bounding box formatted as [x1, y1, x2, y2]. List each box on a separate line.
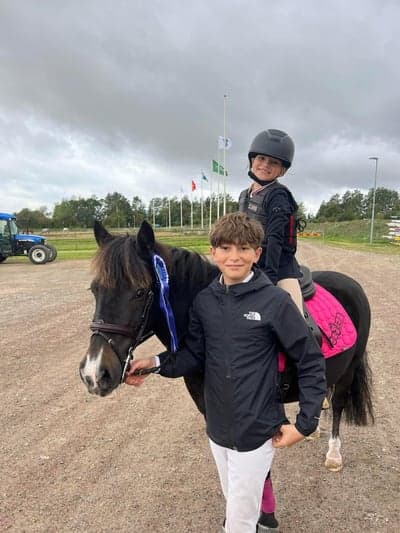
[257, 473, 279, 531]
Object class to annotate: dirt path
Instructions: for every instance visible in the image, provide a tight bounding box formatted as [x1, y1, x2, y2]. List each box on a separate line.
[0, 242, 399, 532]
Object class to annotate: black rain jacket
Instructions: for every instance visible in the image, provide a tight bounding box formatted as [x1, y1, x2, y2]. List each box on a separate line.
[158, 269, 326, 452]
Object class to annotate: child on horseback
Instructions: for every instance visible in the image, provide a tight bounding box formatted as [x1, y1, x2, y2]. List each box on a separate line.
[239, 129, 304, 314]
[125, 213, 326, 533]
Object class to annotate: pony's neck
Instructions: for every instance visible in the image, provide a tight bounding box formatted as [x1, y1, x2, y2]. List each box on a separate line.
[153, 247, 218, 348]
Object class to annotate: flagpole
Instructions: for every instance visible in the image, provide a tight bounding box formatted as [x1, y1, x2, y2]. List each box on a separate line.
[180, 188, 183, 229]
[190, 190, 193, 229]
[217, 150, 220, 219]
[200, 175, 204, 229]
[223, 94, 228, 215]
[209, 163, 213, 229]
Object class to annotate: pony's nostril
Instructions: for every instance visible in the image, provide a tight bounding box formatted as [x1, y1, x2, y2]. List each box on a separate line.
[85, 376, 94, 388]
[98, 368, 111, 385]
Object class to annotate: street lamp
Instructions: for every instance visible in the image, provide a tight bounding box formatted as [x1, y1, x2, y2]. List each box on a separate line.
[368, 157, 379, 245]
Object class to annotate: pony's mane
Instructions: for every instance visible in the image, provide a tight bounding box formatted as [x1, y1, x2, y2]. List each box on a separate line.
[91, 233, 216, 291]
[92, 234, 171, 289]
[169, 246, 217, 293]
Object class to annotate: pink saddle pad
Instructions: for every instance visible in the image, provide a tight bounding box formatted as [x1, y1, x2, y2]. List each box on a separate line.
[278, 283, 357, 372]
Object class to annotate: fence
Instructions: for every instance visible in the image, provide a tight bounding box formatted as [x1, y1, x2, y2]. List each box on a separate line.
[384, 218, 400, 245]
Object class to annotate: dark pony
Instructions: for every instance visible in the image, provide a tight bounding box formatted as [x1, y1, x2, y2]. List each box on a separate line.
[80, 220, 374, 476]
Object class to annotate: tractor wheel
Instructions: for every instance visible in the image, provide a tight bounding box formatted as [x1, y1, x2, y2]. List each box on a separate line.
[0, 254, 7, 263]
[28, 245, 49, 264]
[45, 244, 58, 262]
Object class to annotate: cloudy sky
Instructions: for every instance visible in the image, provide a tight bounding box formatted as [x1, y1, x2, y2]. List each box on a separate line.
[1, 0, 399, 215]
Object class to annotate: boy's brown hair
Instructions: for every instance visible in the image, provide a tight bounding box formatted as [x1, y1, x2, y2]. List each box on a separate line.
[209, 212, 264, 248]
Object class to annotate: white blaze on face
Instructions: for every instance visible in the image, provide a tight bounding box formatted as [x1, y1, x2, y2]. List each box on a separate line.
[81, 345, 104, 385]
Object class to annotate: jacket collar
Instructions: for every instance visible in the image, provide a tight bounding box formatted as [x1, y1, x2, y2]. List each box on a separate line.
[210, 266, 272, 296]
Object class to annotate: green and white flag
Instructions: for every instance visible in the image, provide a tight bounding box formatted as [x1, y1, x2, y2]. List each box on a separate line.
[212, 160, 227, 176]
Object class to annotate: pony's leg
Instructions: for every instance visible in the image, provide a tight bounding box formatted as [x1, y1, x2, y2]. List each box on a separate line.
[325, 386, 345, 472]
[305, 424, 321, 441]
[319, 405, 331, 433]
[306, 386, 336, 441]
[325, 435, 342, 472]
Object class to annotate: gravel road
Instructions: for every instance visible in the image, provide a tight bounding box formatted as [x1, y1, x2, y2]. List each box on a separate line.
[0, 241, 399, 532]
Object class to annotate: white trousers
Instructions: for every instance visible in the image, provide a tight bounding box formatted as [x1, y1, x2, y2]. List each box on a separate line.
[209, 439, 275, 533]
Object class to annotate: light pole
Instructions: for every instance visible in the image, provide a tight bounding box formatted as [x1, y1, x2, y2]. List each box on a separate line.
[368, 157, 379, 245]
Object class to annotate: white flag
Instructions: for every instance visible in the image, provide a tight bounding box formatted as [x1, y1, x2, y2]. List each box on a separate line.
[218, 136, 232, 150]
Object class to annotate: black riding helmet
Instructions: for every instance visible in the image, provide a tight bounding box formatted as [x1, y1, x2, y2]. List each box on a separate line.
[248, 129, 295, 169]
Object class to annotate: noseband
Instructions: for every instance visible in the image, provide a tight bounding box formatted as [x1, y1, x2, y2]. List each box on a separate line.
[90, 289, 156, 382]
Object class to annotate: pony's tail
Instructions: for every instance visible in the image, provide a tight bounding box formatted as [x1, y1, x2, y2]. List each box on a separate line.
[343, 350, 374, 425]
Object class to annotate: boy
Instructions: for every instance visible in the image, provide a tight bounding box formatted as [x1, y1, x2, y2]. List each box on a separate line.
[126, 212, 326, 533]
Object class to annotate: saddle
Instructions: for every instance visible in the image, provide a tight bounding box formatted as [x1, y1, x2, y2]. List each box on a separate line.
[299, 265, 322, 346]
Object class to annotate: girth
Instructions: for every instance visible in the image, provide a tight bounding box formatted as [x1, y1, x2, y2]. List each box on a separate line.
[299, 265, 322, 347]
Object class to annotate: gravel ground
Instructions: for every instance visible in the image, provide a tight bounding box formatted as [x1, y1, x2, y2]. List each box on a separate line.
[0, 241, 399, 532]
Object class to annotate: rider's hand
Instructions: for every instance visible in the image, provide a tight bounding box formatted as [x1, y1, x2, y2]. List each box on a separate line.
[124, 356, 157, 387]
[272, 424, 304, 448]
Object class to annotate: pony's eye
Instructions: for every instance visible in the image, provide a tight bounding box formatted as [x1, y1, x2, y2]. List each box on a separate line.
[136, 288, 145, 298]
[90, 282, 99, 294]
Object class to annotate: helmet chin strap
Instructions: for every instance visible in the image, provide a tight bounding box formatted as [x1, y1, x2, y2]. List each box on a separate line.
[248, 170, 277, 187]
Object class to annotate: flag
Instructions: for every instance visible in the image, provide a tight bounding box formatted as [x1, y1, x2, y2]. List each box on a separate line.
[191, 180, 197, 191]
[212, 160, 228, 176]
[218, 136, 232, 150]
[201, 173, 208, 182]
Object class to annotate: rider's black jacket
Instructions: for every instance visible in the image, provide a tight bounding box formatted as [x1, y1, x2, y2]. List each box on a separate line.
[158, 268, 326, 452]
[238, 181, 301, 285]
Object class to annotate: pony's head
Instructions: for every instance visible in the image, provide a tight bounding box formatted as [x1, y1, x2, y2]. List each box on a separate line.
[79, 220, 168, 396]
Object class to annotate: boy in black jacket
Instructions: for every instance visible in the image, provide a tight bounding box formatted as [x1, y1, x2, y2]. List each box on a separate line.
[126, 212, 326, 533]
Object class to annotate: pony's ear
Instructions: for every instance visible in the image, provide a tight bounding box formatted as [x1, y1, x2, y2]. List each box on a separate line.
[94, 219, 113, 246]
[136, 220, 155, 256]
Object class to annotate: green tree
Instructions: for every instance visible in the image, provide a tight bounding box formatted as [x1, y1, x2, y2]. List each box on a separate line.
[340, 190, 364, 221]
[315, 194, 343, 221]
[16, 208, 51, 231]
[365, 187, 400, 219]
[103, 192, 132, 228]
[52, 197, 103, 228]
[131, 196, 147, 227]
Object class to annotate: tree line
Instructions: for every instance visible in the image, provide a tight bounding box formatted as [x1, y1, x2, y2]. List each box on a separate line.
[11, 187, 400, 231]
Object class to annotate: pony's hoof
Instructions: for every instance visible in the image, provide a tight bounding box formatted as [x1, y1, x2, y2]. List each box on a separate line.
[324, 458, 343, 472]
[305, 427, 321, 441]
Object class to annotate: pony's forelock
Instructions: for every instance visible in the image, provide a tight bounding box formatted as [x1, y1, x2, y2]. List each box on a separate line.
[91, 234, 156, 289]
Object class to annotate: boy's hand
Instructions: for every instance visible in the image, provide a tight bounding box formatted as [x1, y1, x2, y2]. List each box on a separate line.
[272, 424, 304, 448]
[124, 357, 156, 387]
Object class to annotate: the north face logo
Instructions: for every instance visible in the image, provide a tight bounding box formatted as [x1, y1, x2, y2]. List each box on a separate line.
[243, 311, 261, 321]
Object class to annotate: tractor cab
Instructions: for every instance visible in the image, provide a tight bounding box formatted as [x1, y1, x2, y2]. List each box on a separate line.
[0, 214, 14, 259]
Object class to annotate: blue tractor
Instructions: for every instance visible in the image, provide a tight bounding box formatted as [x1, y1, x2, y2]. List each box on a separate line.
[0, 212, 57, 264]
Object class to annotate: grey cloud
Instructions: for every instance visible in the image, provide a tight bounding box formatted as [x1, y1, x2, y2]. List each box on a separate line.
[0, 0, 399, 213]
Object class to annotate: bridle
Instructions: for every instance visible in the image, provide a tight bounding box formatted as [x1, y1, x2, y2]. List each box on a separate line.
[90, 288, 157, 382]
[89, 252, 178, 384]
